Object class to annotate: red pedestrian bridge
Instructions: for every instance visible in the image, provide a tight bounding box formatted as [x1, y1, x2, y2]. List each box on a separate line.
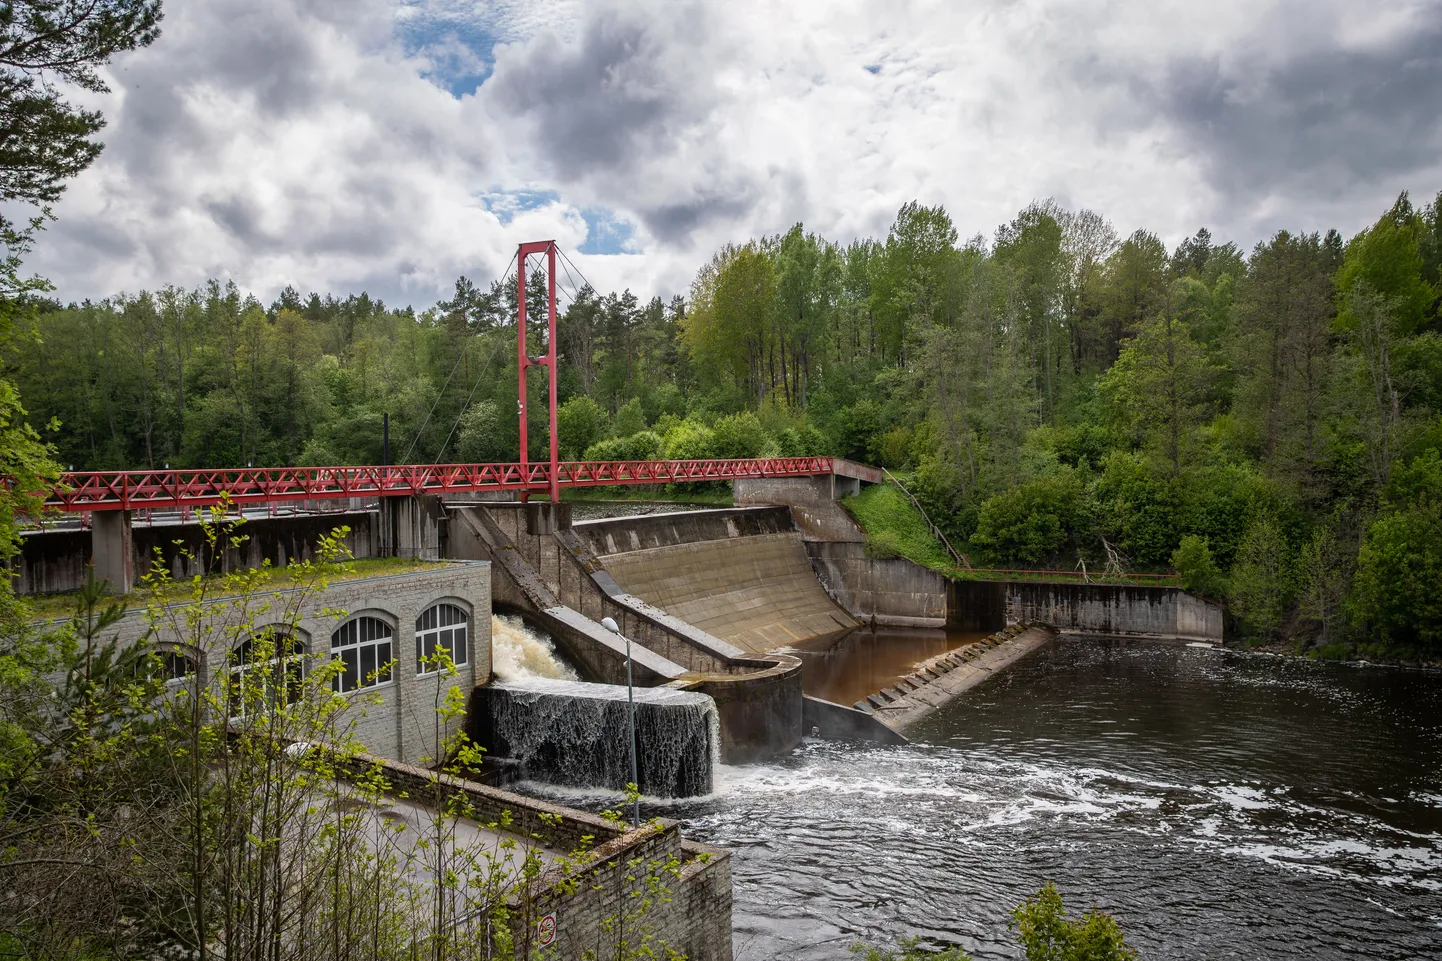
[42, 457, 845, 513]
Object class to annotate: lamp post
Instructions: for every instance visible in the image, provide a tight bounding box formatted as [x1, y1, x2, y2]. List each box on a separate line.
[600, 616, 640, 829]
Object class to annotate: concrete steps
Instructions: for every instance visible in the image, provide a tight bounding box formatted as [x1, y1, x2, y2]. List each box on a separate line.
[851, 624, 1033, 715]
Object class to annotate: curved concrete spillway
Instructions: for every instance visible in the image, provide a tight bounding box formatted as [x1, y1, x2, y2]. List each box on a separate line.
[598, 531, 858, 653]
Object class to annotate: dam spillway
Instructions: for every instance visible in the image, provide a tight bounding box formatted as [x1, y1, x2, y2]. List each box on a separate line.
[470, 679, 719, 798]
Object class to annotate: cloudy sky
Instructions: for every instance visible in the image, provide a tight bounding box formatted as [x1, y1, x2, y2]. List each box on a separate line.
[27, 0, 1442, 309]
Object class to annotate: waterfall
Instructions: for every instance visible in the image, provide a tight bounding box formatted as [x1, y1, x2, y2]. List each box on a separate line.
[491, 614, 578, 682]
[473, 678, 719, 798]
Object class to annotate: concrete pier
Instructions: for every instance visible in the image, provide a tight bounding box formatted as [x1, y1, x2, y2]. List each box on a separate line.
[91, 509, 134, 593]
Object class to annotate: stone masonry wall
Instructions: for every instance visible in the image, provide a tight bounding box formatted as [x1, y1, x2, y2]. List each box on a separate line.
[95, 562, 491, 765]
[344, 752, 733, 961]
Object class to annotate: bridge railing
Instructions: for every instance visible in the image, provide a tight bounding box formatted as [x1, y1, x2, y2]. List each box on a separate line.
[35, 457, 837, 512]
[946, 567, 1181, 588]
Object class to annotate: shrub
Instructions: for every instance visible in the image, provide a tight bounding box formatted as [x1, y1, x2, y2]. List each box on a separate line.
[556, 395, 610, 460]
[663, 420, 715, 461]
[1171, 535, 1223, 598]
[710, 412, 768, 459]
[1227, 513, 1294, 642]
[613, 397, 647, 438]
[1010, 883, 1137, 961]
[583, 430, 664, 462]
[456, 400, 512, 463]
[972, 474, 1082, 566]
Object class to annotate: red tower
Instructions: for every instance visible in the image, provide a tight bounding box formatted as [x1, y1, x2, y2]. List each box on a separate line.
[515, 241, 561, 503]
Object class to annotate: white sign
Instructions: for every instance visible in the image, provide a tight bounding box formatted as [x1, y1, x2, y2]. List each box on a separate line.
[537, 912, 558, 948]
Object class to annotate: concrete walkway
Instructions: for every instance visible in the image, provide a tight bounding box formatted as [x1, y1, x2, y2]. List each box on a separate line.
[867, 625, 1055, 731]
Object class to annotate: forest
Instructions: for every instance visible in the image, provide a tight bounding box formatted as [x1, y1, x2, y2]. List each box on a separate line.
[7, 193, 1442, 655]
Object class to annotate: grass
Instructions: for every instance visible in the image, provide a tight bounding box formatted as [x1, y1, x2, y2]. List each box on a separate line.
[841, 483, 954, 571]
[25, 556, 449, 623]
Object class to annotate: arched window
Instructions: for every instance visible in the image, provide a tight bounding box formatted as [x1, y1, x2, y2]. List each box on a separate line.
[157, 649, 199, 684]
[332, 616, 394, 693]
[230, 632, 304, 717]
[416, 603, 469, 675]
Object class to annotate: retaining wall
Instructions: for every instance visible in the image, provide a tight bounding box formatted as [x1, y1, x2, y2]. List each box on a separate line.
[351, 753, 733, 961]
[1001, 582, 1223, 640]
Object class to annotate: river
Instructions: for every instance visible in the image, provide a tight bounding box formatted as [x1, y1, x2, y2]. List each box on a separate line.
[552, 637, 1442, 959]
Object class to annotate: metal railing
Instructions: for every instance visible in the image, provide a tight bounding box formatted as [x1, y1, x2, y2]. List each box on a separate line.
[945, 567, 1180, 587]
[35, 457, 837, 512]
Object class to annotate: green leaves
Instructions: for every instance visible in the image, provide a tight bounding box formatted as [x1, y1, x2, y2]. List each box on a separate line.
[1010, 883, 1137, 961]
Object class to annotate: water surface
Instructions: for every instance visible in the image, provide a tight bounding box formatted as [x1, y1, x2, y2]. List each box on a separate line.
[661, 640, 1442, 959]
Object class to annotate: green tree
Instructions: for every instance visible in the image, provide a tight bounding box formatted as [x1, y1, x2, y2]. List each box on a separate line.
[0, 1, 163, 239]
[1352, 498, 1442, 652]
[1101, 293, 1214, 476]
[1228, 513, 1293, 642]
[1171, 534, 1223, 598]
[972, 473, 1082, 565]
[556, 394, 609, 460]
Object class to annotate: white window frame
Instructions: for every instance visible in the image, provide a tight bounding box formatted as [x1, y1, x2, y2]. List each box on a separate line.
[415, 603, 469, 677]
[331, 616, 394, 693]
[229, 633, 304, 718]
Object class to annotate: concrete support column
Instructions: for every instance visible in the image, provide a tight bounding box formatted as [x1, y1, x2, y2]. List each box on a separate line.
[91, 510, 135, 594]
[523, 501, 571, 536]
[387, 494, 444, 559]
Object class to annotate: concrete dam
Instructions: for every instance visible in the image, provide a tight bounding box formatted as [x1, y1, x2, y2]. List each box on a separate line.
[15, 461, 1224, 799]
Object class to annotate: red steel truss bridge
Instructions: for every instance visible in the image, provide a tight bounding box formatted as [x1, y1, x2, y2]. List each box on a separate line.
[43, 457, 838, 512]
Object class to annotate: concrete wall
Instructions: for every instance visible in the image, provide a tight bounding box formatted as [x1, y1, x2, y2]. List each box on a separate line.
[575, 506, 794, 556]
[1003, 582, 1223, 640]
[451, 507, 724, 679]
[96, 562, 491, 765]
[14, 511, 380, 595]
[806, 540, 952, 629]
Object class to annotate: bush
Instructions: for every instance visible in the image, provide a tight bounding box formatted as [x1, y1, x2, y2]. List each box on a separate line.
[555, 396, 610, 460]
[1171, 535, 1223, 598]
[972, 474, 1082, 566]
[663, 420, 715, 461]
[583, 430, 664, 462]
[456, 400, 513, 463]
[1227, 513, 1293, 642]
[613, 397, 647, 438]
[710, 412, 768, 459]
[1011, 883, 1137, 961]
[1092, 452, 1183, 566]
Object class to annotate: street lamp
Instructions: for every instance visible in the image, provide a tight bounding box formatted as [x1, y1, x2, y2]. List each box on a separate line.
[600, 615, 640, 829]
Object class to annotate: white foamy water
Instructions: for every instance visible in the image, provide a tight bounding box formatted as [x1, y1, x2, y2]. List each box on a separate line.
[490, 614, 578, 682]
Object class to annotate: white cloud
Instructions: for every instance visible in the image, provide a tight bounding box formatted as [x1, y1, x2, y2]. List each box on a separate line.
[25, 0, 1442, 309]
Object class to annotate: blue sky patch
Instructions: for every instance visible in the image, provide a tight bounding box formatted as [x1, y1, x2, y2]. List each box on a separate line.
[579, 208, 634, 256]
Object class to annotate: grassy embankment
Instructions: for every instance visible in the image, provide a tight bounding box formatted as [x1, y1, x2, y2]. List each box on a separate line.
[841, 483, 954, 572]
[25, 556, 446, 622]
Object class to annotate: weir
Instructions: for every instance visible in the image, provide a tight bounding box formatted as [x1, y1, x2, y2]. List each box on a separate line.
[469, 679, 719, 797]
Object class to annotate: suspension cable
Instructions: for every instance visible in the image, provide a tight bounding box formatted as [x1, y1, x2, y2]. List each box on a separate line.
[399, 249, 517, 464]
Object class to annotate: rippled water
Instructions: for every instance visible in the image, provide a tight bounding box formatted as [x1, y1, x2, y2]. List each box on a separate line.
[536, 638, 1442, 959]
